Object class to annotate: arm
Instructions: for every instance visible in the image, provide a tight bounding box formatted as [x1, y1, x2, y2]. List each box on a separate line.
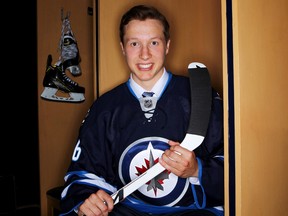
[193, 90, 224, 207]
[60, 102, 118, 215]
[160, 90, 224, 208]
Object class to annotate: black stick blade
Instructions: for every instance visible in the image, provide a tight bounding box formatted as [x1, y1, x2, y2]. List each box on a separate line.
[187, 62, 212, 137]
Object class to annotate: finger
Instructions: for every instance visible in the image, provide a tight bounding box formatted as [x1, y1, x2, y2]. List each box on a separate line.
[78, 210, 85, 216]
[94, 190, 114, 211]
[162, 150, 190, 172]
[84, 194, 108, 215]
[171, 145, 190, 156]
[103, 200, 108, 206]
[168, 140, 180, 146]
[164, 148, 184, 163]
[98, 193, 114, 211]
[93, 197, 110, 213]
[162, 152, 183, 169]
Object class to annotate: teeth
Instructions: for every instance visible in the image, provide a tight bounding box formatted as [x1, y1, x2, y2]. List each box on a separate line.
[139, 64, 152, 69]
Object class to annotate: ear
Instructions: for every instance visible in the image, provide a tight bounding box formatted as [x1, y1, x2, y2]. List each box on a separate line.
[120, 42, 125, 55]
[165, 39, 171, 55]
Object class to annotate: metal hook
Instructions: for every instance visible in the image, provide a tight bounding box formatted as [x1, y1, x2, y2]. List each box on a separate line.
[61, 7, 70, 21]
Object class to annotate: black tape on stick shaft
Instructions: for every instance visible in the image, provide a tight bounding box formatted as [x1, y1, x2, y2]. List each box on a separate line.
[187, 65, 212, 137]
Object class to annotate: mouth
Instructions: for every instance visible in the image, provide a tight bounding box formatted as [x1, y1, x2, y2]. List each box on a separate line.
[138, 63, 153, 70]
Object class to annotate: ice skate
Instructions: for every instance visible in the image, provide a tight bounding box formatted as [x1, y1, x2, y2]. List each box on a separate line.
[59, 16, 81, 76]
[41, 54, 85, 103]
[61, 32, 81, 76]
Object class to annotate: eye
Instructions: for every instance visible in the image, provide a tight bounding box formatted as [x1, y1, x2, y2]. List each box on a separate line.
[130, 42, 139, 47]
[151, 41, 159, 46]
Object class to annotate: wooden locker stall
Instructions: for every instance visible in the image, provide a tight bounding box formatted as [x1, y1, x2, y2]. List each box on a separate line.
[37, 0, 222, 215]
[221, 0, 288, 215]
[37, 0, 94, 215]
[37, 0, 288, 215]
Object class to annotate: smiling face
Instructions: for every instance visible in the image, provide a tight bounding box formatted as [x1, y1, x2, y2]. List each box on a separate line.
[120, 19, 170, 90]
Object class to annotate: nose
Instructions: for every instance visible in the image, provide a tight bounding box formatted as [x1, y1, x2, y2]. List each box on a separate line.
[139, 46, 151, 60]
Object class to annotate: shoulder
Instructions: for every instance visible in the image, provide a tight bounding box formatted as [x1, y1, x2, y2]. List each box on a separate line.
[168, 73, 190, 91]
[95, 83, 129, 104]
[80, 83, 130, 126]
[85, 83, 129, 116]
[170, 73, 189, 82]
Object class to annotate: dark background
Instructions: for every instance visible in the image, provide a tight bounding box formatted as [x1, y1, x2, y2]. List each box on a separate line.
[1, 1, 40, 215]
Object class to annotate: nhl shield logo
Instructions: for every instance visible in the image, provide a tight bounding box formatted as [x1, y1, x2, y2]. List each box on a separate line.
[139, 97, 158, 121]
[143, 99, 153, 108]
[118, 137, 189, 206]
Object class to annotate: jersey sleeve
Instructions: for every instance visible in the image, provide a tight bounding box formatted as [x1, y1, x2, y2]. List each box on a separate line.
[59, 99, 118, 215]
[192, 89, 224, 208]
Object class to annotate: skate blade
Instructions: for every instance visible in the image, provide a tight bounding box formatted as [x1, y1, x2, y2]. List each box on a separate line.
[41, 87, 85, 103]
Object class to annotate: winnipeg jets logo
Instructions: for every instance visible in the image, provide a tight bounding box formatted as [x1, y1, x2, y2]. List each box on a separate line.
[135, 144, 170, 196]
[119, 137, 189, 206]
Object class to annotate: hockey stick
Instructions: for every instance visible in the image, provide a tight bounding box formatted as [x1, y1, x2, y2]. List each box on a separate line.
[111, 62, 212, 205]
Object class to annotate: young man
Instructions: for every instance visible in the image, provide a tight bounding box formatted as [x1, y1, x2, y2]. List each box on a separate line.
[60, 5, 224, 216]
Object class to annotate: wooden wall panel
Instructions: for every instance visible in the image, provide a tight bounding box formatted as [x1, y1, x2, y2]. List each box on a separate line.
[220, 1, 229, 215]
[37, 0, 94, 215]
[97, 0, 223, 96]
[231, 0, 288, 215]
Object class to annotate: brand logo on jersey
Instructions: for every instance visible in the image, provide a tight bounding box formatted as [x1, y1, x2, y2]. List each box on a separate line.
[118, 137, 189, 206]
[143, 99, 153, 108]
[139, 97, 157, 121]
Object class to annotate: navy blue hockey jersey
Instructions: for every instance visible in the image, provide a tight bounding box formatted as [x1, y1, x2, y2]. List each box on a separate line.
[60, 73, 224, 215]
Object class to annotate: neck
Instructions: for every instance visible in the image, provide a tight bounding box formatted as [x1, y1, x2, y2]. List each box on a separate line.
[132, 70, 164, 91]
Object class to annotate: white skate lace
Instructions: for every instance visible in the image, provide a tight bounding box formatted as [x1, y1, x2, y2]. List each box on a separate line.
[61, 70, 78, 86]
[55, 60, 78, 86]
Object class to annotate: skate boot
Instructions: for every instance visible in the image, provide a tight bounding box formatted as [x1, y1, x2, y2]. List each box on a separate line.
[61, 32, 81, 76]
[59, 16, 81, 76]
[41, 54, 85, 103]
